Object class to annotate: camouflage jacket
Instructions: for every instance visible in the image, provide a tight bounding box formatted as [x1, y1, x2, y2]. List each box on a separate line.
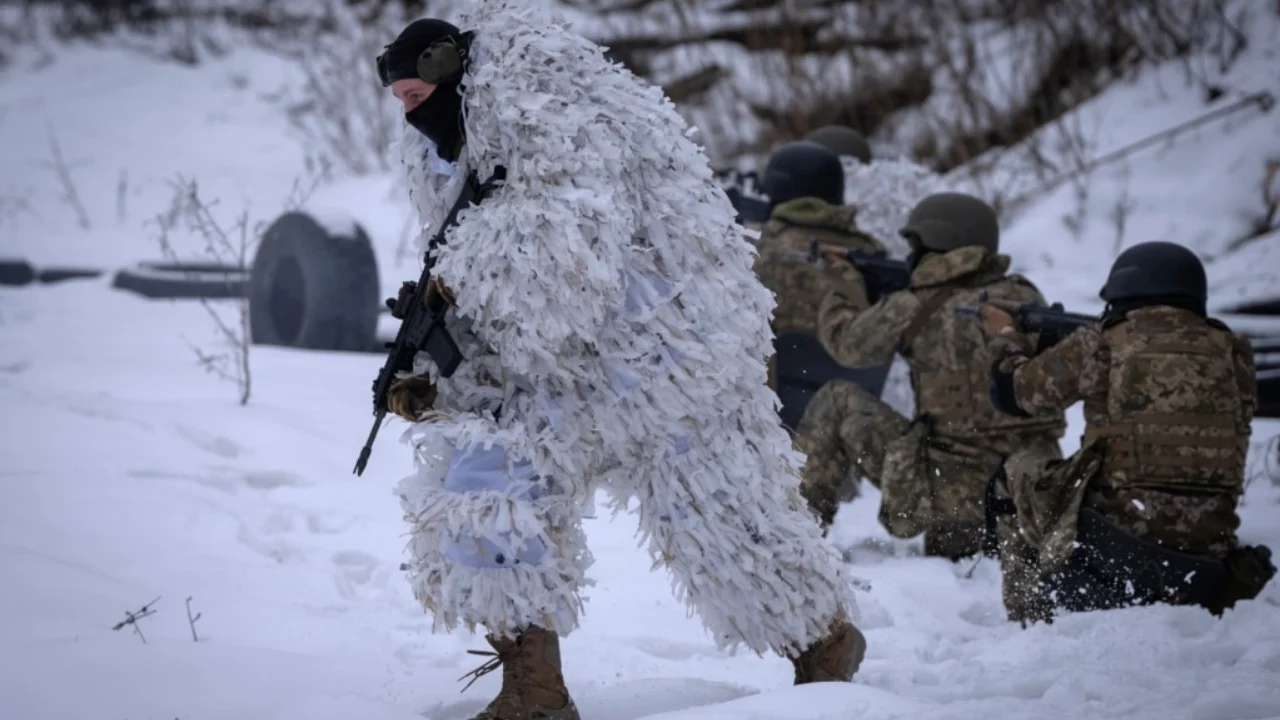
[818, 245, 1066, 451]
[990, 305, 1256, 555]
[751, 197, 885, 336]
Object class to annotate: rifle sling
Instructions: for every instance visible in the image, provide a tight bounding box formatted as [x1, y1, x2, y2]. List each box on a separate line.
[426, 166, 509, 271]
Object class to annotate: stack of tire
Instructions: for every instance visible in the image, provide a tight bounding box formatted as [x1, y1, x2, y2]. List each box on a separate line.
[1229, 298, 1280, 419]
[107, 212, 382, 354]
[1255, 337, 1280, 419]
[0, 260, 103, 286]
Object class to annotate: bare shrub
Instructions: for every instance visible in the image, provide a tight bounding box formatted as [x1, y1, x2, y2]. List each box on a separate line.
[34, 125, 92, 230]
[3, 0, 339, 67]
[1108, 164, 1137, 256]
[1243, 434, 1280, 495]
[275, 1, 408, 176]
[185, 596, 203, 642]
[147, 163, 327, 405]
[152, 177, 255, 406]
[111, 596, 161, 644]
[3, 0, 1257, 174]
[1248, 156, 1280, 239]
[0, 188, 39, 227]
[590, 0, 1251, 172]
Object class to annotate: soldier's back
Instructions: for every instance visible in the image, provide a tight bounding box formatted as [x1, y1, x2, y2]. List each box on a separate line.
[1082, 306, 1251, 557]
[901, 246, 1066, 451]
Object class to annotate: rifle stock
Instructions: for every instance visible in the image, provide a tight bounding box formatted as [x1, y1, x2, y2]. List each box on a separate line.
[808, 239, 911, 303]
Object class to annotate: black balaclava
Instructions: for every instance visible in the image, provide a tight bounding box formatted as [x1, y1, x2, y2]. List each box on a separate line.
[378, 19, 470, 163]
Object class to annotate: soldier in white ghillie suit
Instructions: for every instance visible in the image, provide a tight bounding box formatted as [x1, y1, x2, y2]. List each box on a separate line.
[374, 3, 866, 719]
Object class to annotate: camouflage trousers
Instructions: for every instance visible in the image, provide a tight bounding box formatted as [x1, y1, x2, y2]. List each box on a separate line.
[793, 380, 903, 526]
[994, 446, 1079, 624]
[795, 379, 1049, 561]
[998, 445, 1251, 623]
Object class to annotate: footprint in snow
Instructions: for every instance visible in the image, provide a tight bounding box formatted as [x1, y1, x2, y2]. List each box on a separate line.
[236, 517, 308, 565]
[331, 550, 383, 600]
[627, 637, 719, 661]
[421, 678, 753, 720]
[129, 466, 239, 494]
[306, 511, 358, 534]
[243, 469, 307, 490]
[0, 360, 29, 374]
[173, 423, 244, 459]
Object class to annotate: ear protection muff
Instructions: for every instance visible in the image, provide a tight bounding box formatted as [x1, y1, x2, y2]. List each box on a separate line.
[416, 37, 466, 85]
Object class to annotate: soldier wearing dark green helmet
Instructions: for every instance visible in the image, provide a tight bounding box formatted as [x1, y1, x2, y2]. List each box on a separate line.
[804, 125, 873, 164]
[899, 191, 1001, 261]
[798, 189, 1065, 573]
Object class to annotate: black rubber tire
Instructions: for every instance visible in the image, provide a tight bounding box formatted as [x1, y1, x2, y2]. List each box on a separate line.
[1253, 337, 1280, 419]
[111, 262, 246, 299]
[0, 259, 35, 286]
[1225, 296, 1280, 316]
[248, 211, 379, 352]
[38, 267, 104, 284]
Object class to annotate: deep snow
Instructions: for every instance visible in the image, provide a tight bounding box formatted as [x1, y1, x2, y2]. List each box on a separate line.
[2, 10, 1280, 720]
[3, 282, 1278, 720]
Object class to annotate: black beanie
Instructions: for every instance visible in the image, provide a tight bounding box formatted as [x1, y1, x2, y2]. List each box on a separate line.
[378, 19, 463, 87]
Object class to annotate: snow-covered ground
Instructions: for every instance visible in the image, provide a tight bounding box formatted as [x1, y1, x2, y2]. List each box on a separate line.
[3, 12, 1280, 720]
[3, 281, 1278, 720]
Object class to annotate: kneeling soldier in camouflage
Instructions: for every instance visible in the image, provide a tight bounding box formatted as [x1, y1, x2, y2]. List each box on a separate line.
[808, 192, 1066, 565]
[979, 240, 1275, 622]
[750, 140, 889, 438]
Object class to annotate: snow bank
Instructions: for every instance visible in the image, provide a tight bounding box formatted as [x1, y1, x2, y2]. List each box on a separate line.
[948, 2, 1280, 314]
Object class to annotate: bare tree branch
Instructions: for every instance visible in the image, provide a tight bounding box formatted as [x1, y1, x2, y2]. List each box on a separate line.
[34, 124, 91, 230]
[185, 596, 203, 642]
[152, 177, 253, 405]
[111, 596, 161, 644]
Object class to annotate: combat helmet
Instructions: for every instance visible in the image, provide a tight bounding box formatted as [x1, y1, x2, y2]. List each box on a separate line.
[1099, 241, 1207, 310]
[898, 192, 999, 254]
[804, 125, 873, 164]
[760, 141, 844, 209]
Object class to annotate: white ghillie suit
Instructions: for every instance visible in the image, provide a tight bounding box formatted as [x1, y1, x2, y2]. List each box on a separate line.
[392, 0, 857, 659]
[842, 157, 943, 260]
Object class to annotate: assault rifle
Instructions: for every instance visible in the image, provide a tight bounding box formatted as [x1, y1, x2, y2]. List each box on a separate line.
[352, 168, 507, 476]
[807, 239, 911, 304]
[955, 293, 1098, 353]
[714, 169, 770, 224]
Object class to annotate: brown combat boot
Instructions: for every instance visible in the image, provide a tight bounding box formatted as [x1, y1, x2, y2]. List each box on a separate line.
[460, 626, 580, 720]
[791, 617, 867, 684]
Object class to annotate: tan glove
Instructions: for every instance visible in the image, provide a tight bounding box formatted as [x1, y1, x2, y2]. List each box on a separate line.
[386, 277, 457, 320]
[821, 248, 852, 267]
[979, 303, 1017, 338]
[387, 375, 438, 422]
[426, 276, 456, 308]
